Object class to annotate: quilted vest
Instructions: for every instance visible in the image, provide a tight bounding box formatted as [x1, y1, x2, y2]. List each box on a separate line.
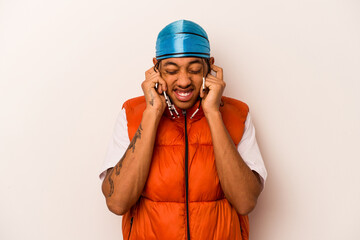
[121, 96, 250, 240]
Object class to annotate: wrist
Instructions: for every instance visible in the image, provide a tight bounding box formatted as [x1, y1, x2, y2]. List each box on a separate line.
[143, 108, 163, 124]
[204, 110, 222, 122]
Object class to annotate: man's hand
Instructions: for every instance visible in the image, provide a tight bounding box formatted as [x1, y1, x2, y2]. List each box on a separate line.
[200, 64, 226, 116]
[142, 67, 167, 117]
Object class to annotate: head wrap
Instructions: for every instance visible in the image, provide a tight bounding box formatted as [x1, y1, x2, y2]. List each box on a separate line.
[155, 20, 210, 60]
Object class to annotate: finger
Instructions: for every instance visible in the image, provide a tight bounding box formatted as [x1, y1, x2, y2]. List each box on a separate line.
[205, 75, 222, 85]
[206, 75, 227, 89]
[156, 75, 167, 92]
[157, 84, 163, 94]
[211, 64, 223, 80]
[145, 66, 158, 78]
[148, 72, 167, 92]
[145, 67, 154, 78]
[205, 74, 218, 81]
[204, 77, 226, 90]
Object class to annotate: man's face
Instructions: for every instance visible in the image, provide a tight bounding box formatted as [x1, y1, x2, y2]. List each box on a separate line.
[154, 57, 212, 110]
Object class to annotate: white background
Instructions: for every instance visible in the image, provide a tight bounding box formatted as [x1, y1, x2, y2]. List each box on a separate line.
[1, 0, 359, 239]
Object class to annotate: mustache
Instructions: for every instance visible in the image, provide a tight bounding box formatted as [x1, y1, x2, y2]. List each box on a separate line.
[173, 84, 194, 91]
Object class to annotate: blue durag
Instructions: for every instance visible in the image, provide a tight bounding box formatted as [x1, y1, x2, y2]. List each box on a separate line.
[155, 20, 210, 60]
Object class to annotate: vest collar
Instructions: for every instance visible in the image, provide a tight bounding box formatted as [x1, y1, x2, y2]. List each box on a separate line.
[164, 98, 204, 120]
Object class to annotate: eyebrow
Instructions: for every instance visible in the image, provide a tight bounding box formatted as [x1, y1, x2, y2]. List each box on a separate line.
[162, 59, 203, 68]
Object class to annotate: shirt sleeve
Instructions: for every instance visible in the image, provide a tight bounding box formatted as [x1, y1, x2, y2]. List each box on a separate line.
[237, 113, 268, 187]
[99, 108, 130, 181]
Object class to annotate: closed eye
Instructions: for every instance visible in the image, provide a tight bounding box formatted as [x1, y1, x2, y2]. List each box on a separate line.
[166, 71, 178, 75]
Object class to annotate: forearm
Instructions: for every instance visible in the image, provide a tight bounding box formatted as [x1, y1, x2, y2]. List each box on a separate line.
[206, 111, 262, 215]
[101, 109, 160, 215]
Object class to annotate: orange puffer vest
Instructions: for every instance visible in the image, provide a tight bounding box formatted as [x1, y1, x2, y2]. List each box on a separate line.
[122, 96, 250, 240]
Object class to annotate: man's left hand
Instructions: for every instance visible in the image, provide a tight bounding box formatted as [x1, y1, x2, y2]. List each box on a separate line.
[200, 64, 226, 116]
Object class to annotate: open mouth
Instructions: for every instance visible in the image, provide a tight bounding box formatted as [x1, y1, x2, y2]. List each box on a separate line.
[174, 89, 194, 102]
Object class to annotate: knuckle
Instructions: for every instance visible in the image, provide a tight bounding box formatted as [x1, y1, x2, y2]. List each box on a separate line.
[145, 69, 153, 75]
[142, 80, 150, 86]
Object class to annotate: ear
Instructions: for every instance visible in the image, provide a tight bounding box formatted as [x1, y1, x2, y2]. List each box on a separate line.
[153, 57, 158, 65]
[209, 57, 215, 65]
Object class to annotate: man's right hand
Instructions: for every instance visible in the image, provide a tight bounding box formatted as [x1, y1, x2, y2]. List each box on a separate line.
[142, 67, 167, 117]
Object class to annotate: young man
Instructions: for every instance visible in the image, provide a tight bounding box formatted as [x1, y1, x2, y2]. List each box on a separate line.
[100, 19, 267, 240]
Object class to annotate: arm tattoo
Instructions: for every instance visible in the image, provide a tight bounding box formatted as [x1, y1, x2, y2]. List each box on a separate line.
[107, 124, 143, 197]
[108, 169, 115, 197]
[128, 124, 143, 153]
[115, 123, 143, 175]
[115, 154, 125, 176]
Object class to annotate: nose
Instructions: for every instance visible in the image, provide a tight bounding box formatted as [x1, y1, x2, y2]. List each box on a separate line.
[176, 70, 191, 88]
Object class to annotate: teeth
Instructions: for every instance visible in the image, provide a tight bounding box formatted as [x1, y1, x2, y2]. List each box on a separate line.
[178, 92, 190, 96]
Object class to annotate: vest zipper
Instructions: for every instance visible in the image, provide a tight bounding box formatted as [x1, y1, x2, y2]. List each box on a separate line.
[128, 216, 133, 240]
[183, 110, 191, 240]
